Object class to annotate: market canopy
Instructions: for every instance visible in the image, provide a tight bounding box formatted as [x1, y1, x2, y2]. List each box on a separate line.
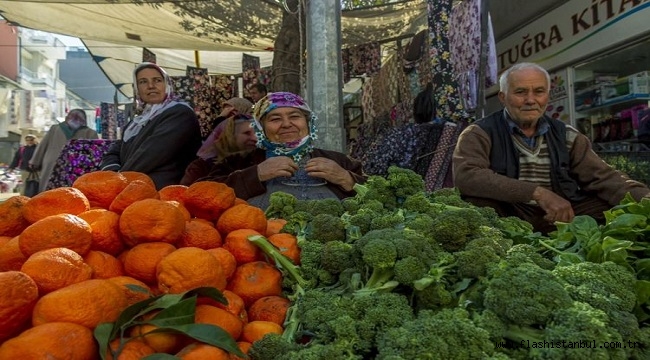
[0, 0, 565, 98]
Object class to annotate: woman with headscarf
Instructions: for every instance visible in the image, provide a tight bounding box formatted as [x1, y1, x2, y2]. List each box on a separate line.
[198, 91, 366, 209]
[100, 62, 202, 189]
[180, 113, 258, 185]
[29, 109, 98, 193]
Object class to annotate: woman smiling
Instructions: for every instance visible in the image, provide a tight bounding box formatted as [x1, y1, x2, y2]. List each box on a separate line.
[197, 92, 366, 209]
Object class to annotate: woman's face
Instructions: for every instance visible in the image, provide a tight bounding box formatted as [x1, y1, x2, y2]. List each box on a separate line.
[136, 68, 166, 104]
[262, 107, 309, 143]
[234, 121, 257, 151]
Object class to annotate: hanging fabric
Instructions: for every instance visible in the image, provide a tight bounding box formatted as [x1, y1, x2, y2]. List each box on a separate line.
[348, 42, 381, 77]
[426, 0, 467, 122]
[449, 0, 498, 111]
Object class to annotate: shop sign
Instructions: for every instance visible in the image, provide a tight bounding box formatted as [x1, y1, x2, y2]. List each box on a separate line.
[497, 0, 650, 71]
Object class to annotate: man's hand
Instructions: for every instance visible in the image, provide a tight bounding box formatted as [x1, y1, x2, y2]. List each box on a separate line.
[532, 186, 575, 224]
[257, 156, 298, 182]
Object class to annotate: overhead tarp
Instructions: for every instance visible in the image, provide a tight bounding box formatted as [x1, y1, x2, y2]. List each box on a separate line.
[0, 0, 427, 98]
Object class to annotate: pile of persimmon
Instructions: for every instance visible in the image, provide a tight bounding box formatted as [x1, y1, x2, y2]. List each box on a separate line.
[0, 171, 298, 359]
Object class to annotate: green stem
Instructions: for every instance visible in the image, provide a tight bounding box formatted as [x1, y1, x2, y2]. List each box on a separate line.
[249, 235, 308, 289]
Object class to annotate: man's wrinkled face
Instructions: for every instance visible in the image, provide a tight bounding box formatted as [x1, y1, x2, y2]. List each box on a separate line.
[499, 68, 549, 126]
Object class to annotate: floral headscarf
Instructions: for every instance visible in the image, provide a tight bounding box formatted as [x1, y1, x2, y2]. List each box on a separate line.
[123, 62, 190, 142]
[252, 92, 318, 162]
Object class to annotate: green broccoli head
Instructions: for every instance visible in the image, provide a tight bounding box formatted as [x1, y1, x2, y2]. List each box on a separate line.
[505, 243, 556, 270]
[552, 261, 638, 314]
[248, 333, 299, 360]
[265, 191, 298, 219]
[369, 209, 405, 230]
[353, 175, 398, 210]
[484, 262, 572, 327]
[320, 240, 356, 275]
[393, 256, 429, 286]
[456, 244, 501, 279]
[386, 166, 425, 199]
[376, 308, 494, 360]
[402, 192, 435, 214]
[308, 213, 346, 243]
[295, 198, 345, 217]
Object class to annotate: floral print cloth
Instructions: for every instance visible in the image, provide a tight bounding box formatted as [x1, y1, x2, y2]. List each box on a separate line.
[99, 103, 128, 140]
[449, 0, 497, 110]
[45, 139, 116, 190]
[347, 42, 381, 77]
[427, 0, 467, 122]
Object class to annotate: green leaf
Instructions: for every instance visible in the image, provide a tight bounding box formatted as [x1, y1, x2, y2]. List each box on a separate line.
[635, 258, 650, 278]
[556, 252, 584, 266]
[601, 236, 634, 265]
[125, 284, 152, 295]
[109, 295, 164, 340]
[151, 324, 245, 358]
[635, 280, 650, 304]
[184, 287, 227, 306]
[142, 354, 181, 360]
[148, 297, 197, 327]
[94, 322, 114, 360]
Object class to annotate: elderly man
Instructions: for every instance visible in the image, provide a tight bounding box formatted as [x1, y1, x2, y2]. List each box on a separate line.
[452, 62, 650, 234]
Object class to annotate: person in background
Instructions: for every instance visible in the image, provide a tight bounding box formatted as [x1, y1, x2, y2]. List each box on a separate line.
[196, 91, 366, 209]
[100, 62, 201, 190]
[29, 109, 98, 193]
[452, 62, 650, 234]
[8, 134, 38, 195]
[248, 83, 268, 104]
[204, 97, 253, 140]
[181, 113, 257, 185]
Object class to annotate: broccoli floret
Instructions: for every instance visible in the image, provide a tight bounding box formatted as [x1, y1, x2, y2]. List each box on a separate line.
[414, 282, 455, 311]
[344, 208, 377, 235]
[456, 243, 501, 279]
[248, 333, 299, 360]
[369, 209, 405, 230]
[483, 262, 572, 327]
[403, 212, 435, 237]
[280, 211, 313, 244]
[309, 213, 346, 243]
[428, 187, 472, 208]
[386, 166, 425, 199]
[431, 207, 489, 251]
[552, 261, 639, 338]
[353, 176, 398, 210]
[320, 240, 356, 274]
[402, 192, 436, 214]
[265, 191, 298, 219]
[376, 308, 494, 360]
[295, 198, 345, 217]
[357, 237, 398, 294]
[531, 302, 627, 360]
[393, 256, 429, 286]
[504, 243, 556, 270]
[341, 197, 361, 214]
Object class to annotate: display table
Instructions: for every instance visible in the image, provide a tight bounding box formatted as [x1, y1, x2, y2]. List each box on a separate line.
[45, 139, 117, 190]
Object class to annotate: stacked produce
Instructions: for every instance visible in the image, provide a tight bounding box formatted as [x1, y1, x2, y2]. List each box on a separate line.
[246, 166, 650, 360]
[0, 171, 299, 359]
[2, 166, 650, 359]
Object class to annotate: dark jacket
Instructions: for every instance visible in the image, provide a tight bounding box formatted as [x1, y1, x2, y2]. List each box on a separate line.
[474, 110, 584, 201]
[9, 144, 37, 171]
[100, 104, 202, 190]
[198, 148, 367, 200]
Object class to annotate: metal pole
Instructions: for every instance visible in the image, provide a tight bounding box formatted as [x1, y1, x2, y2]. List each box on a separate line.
[476, 0, 489, 119]
[305, 0, 345, 152]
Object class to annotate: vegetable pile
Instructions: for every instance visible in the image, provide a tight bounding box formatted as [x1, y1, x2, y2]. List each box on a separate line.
[247, 166, 650, 360]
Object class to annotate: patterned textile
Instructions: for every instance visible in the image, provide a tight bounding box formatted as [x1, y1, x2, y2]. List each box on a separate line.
[362, 122, 443, 177]
[46, 139, 116, 190]
[142, 48, 156, 63]
[242, 54, 261, 96]
[172, 73, 233, 139]
[449, 0, 498, 110]
[371, 66, 393, 118]
[424, 122, 464, 191]
[243, 67, 272, 100]
[427, 0, 467, 122]
[99, 103, 127, 140]
[349, 111, 392, 161]
[413, 123, 445, 178]
[348, 42, 381, 77]
[390, 100, 413, 127]
[361, 77, 377, 123]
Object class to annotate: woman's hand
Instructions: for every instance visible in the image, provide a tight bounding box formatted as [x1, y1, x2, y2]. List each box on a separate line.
[304, 157, 355, 191]
[257, 156, 298, 182]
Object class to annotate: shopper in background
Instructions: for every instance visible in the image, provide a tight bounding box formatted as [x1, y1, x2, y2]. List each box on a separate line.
[203, 97, 253, 141]
[8, 134, 38, 195]
[29, 109, 98, 194]
[100, 62, 201, 190]
[248, 83, 268, 104]
[181, 113, 257, 185]
[453, 62, 650, 234]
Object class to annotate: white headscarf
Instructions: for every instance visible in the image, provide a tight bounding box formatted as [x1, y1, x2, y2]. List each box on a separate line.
[123, 62, 190, 142]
